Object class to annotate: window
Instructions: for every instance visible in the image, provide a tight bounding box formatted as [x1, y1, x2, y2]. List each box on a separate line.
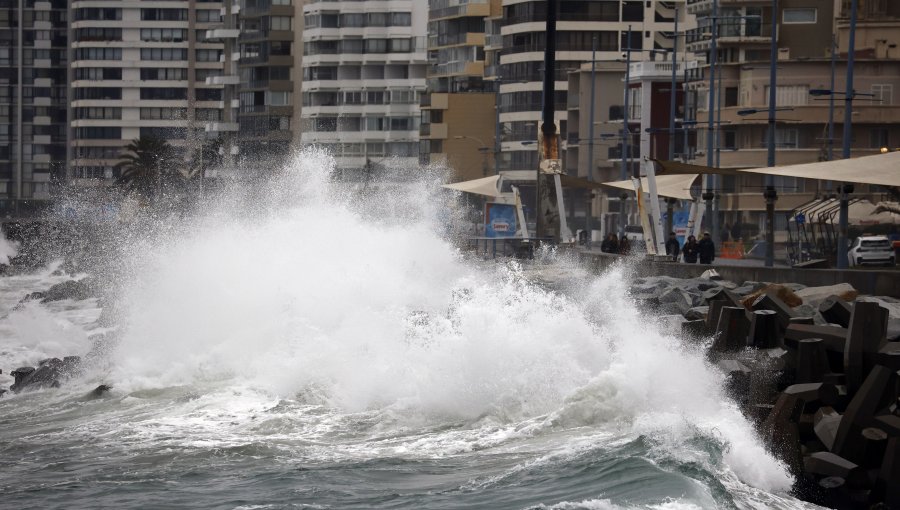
[141, 48, 188, 61]
[141, 8, 188, 21]
[74, 68, 122, 80]
[196, 9, 220, 22]
[140, 127, 187, 139]
[195, 88, 221, 101]
[783, 8, 816, 24]
[76, 126, 121, 139]
[74, 48, 122, 60]
[139, 88, 187, 100]
[270, 16, 291, 30]
[764, 85, 809, 107]
[871, 128, 889, 149]
[74, 107, 121, 120]
[140, 107, 186, 120]
[873, 84, 893, 105]
[141, 68, 188, 80]
[622, 1, 643, 22]
[140, 28, 187, 42]
[73, 87, 121, 100]
[267, 91, 291, 105]
[196, 49, 221, 62]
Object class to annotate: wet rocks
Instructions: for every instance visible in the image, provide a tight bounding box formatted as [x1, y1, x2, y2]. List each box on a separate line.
[9, 356, 81, 393]
[22, 278, 96, 303]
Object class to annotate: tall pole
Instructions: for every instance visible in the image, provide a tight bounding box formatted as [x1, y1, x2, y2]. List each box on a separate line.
[620, 25, 633, 237]
[494, 80, 501, 175]
[703, 0, 718, 234]
[536, 0, 558, 241]
[668, 8, 678, 161]
[586, 34, 597, 243]
[763, 0, 779, 268]
[713, 43, 723, 243]
[837, 0, 858, 269]
[827, 34, 836, 164]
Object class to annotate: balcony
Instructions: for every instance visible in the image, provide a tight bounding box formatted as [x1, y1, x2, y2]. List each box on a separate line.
[206, 28, 239, 39]
[206, 75, 240, 85]
[205, 122, 239, 132]
[428, 0, 490, 22]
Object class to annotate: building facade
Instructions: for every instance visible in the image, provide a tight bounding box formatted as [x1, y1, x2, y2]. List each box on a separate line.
[301, 0, 427, 177]
[684, 0, 900, 236]
[68, 0, 226, 184]
[487, 0, 686, 174]
[0, 0, 68, 214]
[419, 0, 499, 183]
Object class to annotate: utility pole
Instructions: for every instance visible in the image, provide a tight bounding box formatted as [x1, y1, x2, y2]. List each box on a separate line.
[621, 25, 633, 238]
[763, 0, 779, 268]
[586, 34, 597, 245]
[837, 0, 858, 270]
[703, 0, 718, 234]
[668, 7, 678, 161]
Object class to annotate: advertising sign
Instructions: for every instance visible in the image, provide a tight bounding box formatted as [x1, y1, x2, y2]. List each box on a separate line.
[484, 202, 518, 238]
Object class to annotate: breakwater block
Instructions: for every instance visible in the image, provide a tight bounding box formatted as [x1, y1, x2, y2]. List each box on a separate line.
[706, 300, 727, 330]
[785, 324, 848, 352]
[703, 287, 741, 307]
[832, 366, 896, 464]
[751, 292, 796, 330]
[748, 309, 780, 349]
[711, 306, 751, 353]
[796, 338, 830, 384]
[814, 407, 842, 451]
[880, 437, 900, 506]
[845, 302, 890, 395]
[804, 452, 869, 489]
[820, 295, 853, 328]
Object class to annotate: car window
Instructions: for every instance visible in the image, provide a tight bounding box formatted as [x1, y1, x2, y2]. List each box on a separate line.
[861, 240, 890, 248]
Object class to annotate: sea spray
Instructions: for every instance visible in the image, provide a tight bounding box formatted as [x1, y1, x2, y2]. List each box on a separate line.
[0, 149, 811, 508]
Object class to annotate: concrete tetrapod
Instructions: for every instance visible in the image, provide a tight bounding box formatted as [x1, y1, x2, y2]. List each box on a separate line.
[819, 295, 853, 328]
[748, 309, 780, 349]
[844, 301, 890, 395]
[711, 306, 752, 353]
[832, 366, 897, 465]
[751, 292, 797, 330]
[795, 338, 830, 384]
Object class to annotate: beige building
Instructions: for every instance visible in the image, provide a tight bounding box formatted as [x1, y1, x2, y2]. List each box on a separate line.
[420, 0, 500, 182]
[685, 0, 900, 234]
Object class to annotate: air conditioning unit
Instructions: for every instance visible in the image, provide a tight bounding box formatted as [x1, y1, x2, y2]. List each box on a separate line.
[778, 48, 790, 61]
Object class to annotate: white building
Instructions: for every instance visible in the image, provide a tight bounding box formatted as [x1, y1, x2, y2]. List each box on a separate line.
[68, 0, 227, 182]
[300, 0, 427, 176]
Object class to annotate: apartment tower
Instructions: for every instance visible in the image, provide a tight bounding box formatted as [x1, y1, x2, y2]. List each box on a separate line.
[301, 0, 427, 177]
[68, 0, 226, 183]
[0, 0, 68, 214]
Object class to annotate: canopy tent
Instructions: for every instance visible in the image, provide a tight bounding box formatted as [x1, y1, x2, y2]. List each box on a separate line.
[600, 173, 699, 201]
[441, 175, 501, 197]
[655, 150, 900, 188]
[792, 199, 900, 225]
[442, 171, 604, 198]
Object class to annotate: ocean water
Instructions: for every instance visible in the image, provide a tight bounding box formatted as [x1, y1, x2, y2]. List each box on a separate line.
[0, 151, 819, 509]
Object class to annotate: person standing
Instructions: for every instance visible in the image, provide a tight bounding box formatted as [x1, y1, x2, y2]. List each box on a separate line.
[698, 231, 716, 264]
[683, 235, 699, 263]
[600, 233, 619, 254]
[665, 232, 681, 261]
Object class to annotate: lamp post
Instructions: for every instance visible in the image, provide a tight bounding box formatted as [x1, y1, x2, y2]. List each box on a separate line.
[838, 0, 858, 270]
[703, 0, 718, 238]
[762, 0, 779, 268]
[587, 34, 597, 245]
[669, 7, 678, 162]
[621, 25, 633, 239]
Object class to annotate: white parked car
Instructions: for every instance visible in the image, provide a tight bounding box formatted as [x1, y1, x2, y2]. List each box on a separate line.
[848, 236, 896, 267]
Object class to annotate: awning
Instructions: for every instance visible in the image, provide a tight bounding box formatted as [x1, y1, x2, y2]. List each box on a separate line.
[497, 170, 605, 189]
[652, 159, 744, 176]
[656, 151, 900, 188]
[441, 175, 501, 197]
[601, 173, 699, 201]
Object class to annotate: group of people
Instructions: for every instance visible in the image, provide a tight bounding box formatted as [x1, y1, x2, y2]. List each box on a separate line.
[599, 233, 632, 255]
[666, 231, 716, 264]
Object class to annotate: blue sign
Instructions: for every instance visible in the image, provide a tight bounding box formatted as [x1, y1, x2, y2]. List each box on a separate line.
[484, 203, 518, 238]
[796, 213, 806, 225]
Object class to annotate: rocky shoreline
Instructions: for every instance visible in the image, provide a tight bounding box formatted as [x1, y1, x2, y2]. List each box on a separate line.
[632, 273, 900, 509]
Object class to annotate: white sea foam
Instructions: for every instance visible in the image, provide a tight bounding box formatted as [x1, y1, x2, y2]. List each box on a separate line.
[1, 148, 801, 504]
[0, 229, 17, 265]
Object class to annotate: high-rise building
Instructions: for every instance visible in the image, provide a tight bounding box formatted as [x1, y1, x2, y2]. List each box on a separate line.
[684, 0, 900, 236]
[300, 0, 427, 177]
[419, 0, 500, 182]
[0, 0, 68, 215]
[68, 0, 226, 183]
[486, 0, 686, 174]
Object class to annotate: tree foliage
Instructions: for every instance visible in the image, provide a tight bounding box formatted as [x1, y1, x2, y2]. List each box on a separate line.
[115, 137, 178, 197]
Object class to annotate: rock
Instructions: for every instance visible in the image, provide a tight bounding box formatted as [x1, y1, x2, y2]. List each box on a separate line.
[833, 366, 897, 464]
[684, 306, 709, 321]
[711, 306, 751, 353]
[700, 268, 722, 280]
[702, 287, 742, 307]
[858, 296, 900, 320]
[26, 278, 95, 303]
[658, 288, 693, 315]
[748, 309, 780, 349]
[815, 407, 842, 451]
[750, 292, 797, 330]
[796, 338, 830, 384]
[8, 356, 81, 392]
[734, 281, 768, 296]
[796, 283, 859, 307]
[820, 296, 853, 328]
[845, 302, 890, 395]
[91, 384, 112, 397]
[879, 438, 900, 507]
[804, 452, 869, 489]
[741, 284, 803, 309]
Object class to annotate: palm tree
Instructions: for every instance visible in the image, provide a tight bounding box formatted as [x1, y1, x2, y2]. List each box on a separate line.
[115, 136, 177, 198]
